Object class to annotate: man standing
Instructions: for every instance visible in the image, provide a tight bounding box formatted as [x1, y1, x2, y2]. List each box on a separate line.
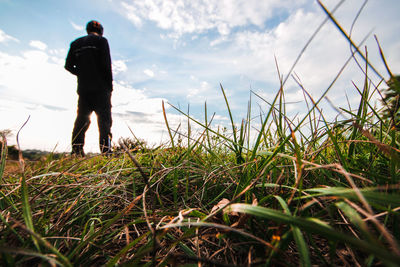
[65, 20, 113, 156]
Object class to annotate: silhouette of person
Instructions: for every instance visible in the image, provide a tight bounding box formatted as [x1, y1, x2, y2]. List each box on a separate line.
[65, 20, 113, 156]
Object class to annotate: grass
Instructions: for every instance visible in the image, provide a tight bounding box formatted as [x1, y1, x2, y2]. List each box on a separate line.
[1, 2, 400, 266]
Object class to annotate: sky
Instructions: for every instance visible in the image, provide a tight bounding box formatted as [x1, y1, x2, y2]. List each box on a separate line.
[0, 0, 399, 153]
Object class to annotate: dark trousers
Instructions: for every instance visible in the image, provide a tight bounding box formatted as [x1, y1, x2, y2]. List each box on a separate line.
[72, 92, 112, 155]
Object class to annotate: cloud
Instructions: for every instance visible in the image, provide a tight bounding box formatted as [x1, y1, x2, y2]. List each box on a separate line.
[213, 114, 229, 121]
[113, 59, 128, 74]
[0, 48, 77, 151]
[143, 69, 155, 77]
[29, 40, 48, 51]
[112, 0, 400, 121]
[70, 21, 85, 31]
[0, 49, 75, 108]
[229, 4, 392, 90]
[187, 81, 212, 101]
[0, 29, 19, 43]
[149, 0, 400, 123]
[42, 104, 68, 111]
[120, 2, 143, 27]
[111, 81, 192, 146]
[119, 0, 305, 37]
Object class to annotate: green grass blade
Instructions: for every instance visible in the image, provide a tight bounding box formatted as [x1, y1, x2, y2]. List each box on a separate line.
[219, 84, 238, 148]
[0, 211, 25, 244]
[68, 194, 143, 259]
[336, 201, 377, 243]
[20, 174, 40, 251]
[12, 225, 73, 266]
[292, 227, 311, 267]
[301, 187, 400, 207]
[0, 246, 62, 266]
[274, 196, 311, 267]
[179, 242, 197, 258]
[162, 100, 175, 148]
[0, 134, 6, 183]
[250, 89, 282, 160]
[106, 231, 150, 267]
[349, 54, 370, 158]
[227, 203, 400, 265]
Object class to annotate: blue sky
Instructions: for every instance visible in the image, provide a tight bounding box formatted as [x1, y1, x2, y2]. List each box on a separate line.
[1, 0, 400, 152]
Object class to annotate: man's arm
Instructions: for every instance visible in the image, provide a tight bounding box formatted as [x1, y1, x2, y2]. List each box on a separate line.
[101, 38, 113, 90]
[65, 43, 78, 75]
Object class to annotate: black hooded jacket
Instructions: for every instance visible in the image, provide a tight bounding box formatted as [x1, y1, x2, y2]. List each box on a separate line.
[65, 33, 112, 95]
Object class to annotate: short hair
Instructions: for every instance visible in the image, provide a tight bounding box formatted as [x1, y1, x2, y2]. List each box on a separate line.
[86, 20, 104, 36]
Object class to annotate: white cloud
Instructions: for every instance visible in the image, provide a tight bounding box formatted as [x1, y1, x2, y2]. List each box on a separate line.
[121, 2, 143, 27]
[0, 29, 19, 43]
[143, 69, 155, 77]
[119, 0, 304, 37]
[159, 0, 400, 123]
[210, 36, 228, 47]
[187, 81, 211, 101]
[0, 49, 77, 151]
[113, 59, 128, 74]
[213, 114, 229, 121]
[70, 21, 85, 31]
[230, 8, 328, 82]
[201, 3, 394, 95]
[29, 40, 48, 51]
[0, 50, 74, 108]
[111, 81, 195, 146]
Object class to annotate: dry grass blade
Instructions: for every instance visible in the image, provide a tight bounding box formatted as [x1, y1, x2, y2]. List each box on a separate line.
[160, 222, 275, 250]
[121, 142, 150, 186]
[353, 123, 400, 159]
[344, 199, 400, 255]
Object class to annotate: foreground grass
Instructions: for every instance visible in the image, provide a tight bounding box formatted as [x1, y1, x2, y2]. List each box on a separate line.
[1, 2, 400, 266]
[1, 79, 399, 266]
[1, 107, 399, 266]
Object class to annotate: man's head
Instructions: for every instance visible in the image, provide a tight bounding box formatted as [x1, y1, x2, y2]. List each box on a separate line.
[86, 20, 104, 36]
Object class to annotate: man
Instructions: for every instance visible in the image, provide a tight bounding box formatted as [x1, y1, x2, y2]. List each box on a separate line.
[65, 20, 113, 156]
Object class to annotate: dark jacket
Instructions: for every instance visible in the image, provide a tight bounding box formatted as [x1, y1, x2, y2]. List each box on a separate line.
[65, 34, 112, 95]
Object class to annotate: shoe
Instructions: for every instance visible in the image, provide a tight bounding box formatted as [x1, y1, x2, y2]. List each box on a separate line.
[71, 145, 85, 157]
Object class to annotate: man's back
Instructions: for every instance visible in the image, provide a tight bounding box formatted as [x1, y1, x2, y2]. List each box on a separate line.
[65, 33, 112, 94]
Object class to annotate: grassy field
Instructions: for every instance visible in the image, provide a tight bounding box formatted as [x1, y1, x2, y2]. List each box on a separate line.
[1, 3, 400, 266]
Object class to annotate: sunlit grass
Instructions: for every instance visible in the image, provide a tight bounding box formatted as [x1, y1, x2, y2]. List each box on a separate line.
[1, 2, 400, 266]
